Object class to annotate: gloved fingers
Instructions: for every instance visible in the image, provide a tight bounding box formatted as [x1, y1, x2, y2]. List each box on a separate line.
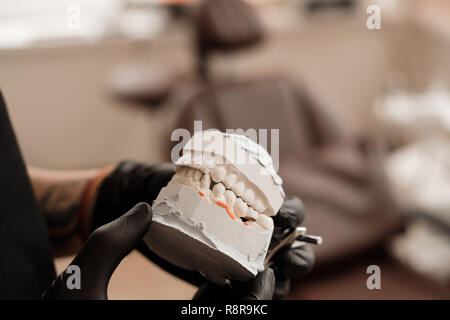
[273, 270, 291, 300]
[269, 196, 315, 289]
[273, 196, 305, 230]
[74, 202, 152, 292]
[273, 244, 315, 279]
[44, 202, 152, 299]
[193, 268, 275, 301]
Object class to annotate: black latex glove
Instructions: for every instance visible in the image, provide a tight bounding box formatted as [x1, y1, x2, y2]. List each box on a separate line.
[42, 202, 152, 299]
[269, 196, 315, 299]
[194, 268, 275, 301]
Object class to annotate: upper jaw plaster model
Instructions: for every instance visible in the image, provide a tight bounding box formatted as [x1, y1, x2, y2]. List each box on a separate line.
[144, 130, 285, 285]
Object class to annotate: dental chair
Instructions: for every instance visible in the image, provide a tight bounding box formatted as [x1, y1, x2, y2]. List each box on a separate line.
[171, 77, 402, 266]
[195, 0, 264, 80]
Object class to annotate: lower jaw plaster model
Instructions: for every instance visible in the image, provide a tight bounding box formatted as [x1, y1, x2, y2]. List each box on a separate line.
[144, 130, 285, 285]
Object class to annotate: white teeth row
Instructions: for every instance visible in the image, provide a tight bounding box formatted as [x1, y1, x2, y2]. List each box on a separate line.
[170, 166, 272, 230]
[243, 189, 255, 204]
[232, 182, 245, 198]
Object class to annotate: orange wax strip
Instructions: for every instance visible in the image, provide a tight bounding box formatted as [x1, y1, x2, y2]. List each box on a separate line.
[198, 190, 210, 203]
[215, 201, 236, 220]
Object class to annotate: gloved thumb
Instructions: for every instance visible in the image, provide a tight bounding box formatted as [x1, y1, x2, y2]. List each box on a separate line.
[43, 202, 152, 299]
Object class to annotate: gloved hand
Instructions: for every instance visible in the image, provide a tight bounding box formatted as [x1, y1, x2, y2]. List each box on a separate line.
[43, 201, 272, 300]
[91, 161, 314, 295]
[91, 161, 175, 231]
[194, 268, 275, 301]
[42, 202, 152, 299]
[91, 161, 206, 286]
[269, 196, 315, 299]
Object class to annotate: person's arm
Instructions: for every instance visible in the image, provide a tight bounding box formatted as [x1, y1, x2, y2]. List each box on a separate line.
[27, 166, 113, 256]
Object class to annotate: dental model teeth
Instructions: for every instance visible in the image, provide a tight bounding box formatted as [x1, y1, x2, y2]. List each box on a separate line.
[185, 167, 194, 178]
[194, 169, 203, 181]
[192, 180, 200, 190]
[170, 174, 182, 184]
[224, 190, 236, 207]
[224, 174, 237, 189]
[145, 130, 285, 284]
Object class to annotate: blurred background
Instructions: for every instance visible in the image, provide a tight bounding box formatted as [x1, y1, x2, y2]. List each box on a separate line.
[0, 0, 449, 299]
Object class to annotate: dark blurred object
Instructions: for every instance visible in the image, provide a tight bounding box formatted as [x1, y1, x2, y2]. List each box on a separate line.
[305, 0, 356, 13]
[195, 0, 264, 79]
[172, 77, 402, 266]
[108, 60, 178, 108]
[167, 1, 194, 20]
